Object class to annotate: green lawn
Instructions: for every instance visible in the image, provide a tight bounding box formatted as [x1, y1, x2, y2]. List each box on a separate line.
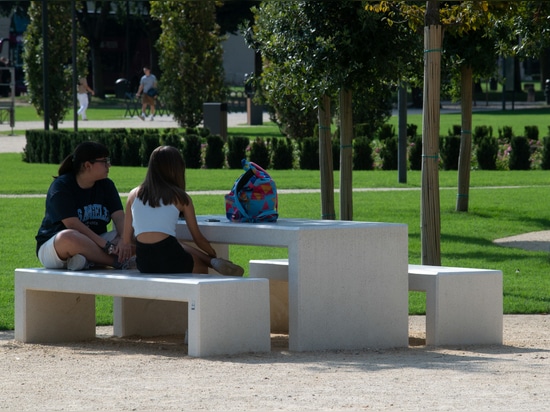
[2, 103, 550, 329]
[1, 151, 550, 329]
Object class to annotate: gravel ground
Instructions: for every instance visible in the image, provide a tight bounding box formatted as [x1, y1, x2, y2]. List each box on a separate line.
[1, 314, 549, 411]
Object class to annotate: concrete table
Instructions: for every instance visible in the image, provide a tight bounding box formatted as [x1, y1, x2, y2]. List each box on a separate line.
[176, 216, 409, 352]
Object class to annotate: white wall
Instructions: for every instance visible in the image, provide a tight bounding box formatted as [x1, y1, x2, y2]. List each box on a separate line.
[222, 33, 254, 86]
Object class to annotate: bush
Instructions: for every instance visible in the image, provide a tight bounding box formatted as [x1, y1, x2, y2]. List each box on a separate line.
[524, 126, 539, 141]
[474, 125, 492, 145]
[161, 129, 184, 152]
[122, 134, 142, 166]
[498, 126, 514, 143]
[380, 136, 398, 170]
[353, 137, 373, 170]
[299, 137, 319, 170]
[140, 132, 161, 166]
[205, 135, 225, 169]
[272, 138, 294, 170]
[183, 134, 203, 168]
[541, 136, 550, 170]
[332, 139, 340, 171]
[448, 125, 461, 137]
[249, 138, 271, 168]
[376, 124, 395, 141]
[509, 136, 531, 170]
[409, 136, 422, 171]
[227, 136, 250, 169]
[407, 123, 418, 139]
[441, 135, 460, 170]
[476, 136, 498, 170]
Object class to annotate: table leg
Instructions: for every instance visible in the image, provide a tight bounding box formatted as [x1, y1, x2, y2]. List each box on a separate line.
[287, 225, 409, 351]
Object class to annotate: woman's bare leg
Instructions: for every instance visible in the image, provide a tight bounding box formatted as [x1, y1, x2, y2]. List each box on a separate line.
[180, 243, 211, 273]
[54, 229, 118, 267]
[179, 241, 243, 276]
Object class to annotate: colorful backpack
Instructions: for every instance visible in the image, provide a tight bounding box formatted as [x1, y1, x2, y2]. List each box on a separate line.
[225, 159, 278, 223]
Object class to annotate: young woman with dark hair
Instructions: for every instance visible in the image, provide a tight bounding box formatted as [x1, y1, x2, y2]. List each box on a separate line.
[118, 145, 243, 276]
[36, 141, 127, 270]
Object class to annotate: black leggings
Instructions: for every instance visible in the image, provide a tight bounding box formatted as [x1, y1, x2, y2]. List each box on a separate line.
[135, 235, 194, 273]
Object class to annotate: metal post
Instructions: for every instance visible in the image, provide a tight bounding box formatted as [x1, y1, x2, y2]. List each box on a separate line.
[72, 0, 78, 131]
[397, 81, 407, 184]
[42, 0, 49, 130]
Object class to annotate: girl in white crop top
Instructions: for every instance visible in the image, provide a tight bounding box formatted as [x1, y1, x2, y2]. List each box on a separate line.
[117, 146, 243, 276]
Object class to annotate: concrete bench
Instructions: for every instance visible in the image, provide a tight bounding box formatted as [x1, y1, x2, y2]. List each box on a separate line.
[249, 259, 503, 346]
[15, 268, 270, 357]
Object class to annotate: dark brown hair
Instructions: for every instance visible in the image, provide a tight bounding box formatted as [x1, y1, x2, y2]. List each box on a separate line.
[137, 146, 189, 207]
[57, 141, 109, 177]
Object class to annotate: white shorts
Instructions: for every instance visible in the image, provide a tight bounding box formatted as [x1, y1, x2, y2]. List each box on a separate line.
[37, 230, 118, 269]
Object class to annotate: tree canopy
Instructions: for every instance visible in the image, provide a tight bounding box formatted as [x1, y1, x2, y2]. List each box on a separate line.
[151, 0, 226, 128]
[23, 1, 88, 130]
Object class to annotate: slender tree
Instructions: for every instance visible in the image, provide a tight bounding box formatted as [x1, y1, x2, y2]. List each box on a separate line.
[150, 0, 227, 128]
[24, 1, 88, 130]
[252, 1, 417, 220]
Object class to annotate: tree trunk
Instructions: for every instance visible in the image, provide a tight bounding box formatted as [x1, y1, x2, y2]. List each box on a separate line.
[339, 88, 353, 221]
[456, 65, 473, 212]
[319, 94, 335, 220]
[421, 2, 442, 266]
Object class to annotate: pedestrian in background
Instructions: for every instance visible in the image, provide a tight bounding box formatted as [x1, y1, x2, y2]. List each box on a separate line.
[77, 76, 94, 121]
[135, 66, 158, 121]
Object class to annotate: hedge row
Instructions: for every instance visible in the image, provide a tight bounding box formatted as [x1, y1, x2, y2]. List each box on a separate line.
[22, 128, 373, 171]
[23, 124, 550, 171]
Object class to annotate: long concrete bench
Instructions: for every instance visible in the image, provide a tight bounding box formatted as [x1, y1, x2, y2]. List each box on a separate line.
[15, 268, 270, 357]
[249, 259, 503, 346]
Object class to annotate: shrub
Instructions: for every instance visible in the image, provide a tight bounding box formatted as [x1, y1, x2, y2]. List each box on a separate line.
[249, 138, 271, 168]
[524, 126, 539, 141]
[161, 130, 184, 153]
[376, 123, 395, 141]
[407, 123, 418, 139]
[409, 136, 422, 171]
[183, 134, 203, 168]
[509, 136, 531, 170]
[227, 136, 250, 169]
[448, 125, 461, 137]
[380, 136, 398, 170]
[272, 137, 294, 169]
[441, 135, 460, 170]
[476, 136, 498, 170]
[205, 135, 225, 169]
[332, 139, 340, 171]
[541, 136, 550, 170]
[498, 126, 514, 143]
[353, 137, 373, 170]
[299, 137, 319, 170]
[122, 134, 142, 166]
[474, 125, 492, 145]
[140, 132, 161, 166]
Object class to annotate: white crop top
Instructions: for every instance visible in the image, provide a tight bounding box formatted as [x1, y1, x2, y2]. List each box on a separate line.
[131, 199, 180, 237]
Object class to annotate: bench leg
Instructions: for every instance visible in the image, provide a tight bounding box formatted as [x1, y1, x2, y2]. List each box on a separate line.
[268, 279, 289, 334]
[113, 297, 187, 337]
[187, 280, 270, 357]
[15, 290, 96, 343]
[427, 273, 503, 346]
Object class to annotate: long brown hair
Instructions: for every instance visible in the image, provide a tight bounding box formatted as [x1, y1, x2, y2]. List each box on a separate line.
[137, 146, 189, 207]
[57, 141, 109, 177]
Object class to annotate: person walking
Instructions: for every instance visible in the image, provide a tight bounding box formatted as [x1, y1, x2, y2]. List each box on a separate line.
[77, 76, 94, 121]
[118, 145, 244, 276]
[135, 66, 158, 121]
[35, 141, 128, 271]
